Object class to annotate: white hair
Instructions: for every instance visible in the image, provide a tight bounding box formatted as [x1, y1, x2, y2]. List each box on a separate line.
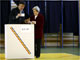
[32, 6, 40, 12]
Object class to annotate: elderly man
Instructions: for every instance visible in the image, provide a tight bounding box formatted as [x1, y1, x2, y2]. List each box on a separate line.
[30, 6, 44, 58]
[9, 2, 30, 24]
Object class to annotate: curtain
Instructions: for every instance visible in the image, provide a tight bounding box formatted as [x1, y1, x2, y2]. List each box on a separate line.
[63, 1, 79, 35]
[46, 1, 61, 33]
[0, 1, 10, 33]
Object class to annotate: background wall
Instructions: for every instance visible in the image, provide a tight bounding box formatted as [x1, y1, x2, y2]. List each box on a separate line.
[0, 0, 79, 47]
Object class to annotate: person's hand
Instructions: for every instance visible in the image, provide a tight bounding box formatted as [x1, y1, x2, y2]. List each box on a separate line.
[16, 13, 21, 18]
[32, 21, 36, 24]
[24, 18, 31, 23]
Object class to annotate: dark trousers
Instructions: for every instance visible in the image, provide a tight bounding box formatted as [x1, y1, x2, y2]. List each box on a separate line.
[35, 39, 41, 57]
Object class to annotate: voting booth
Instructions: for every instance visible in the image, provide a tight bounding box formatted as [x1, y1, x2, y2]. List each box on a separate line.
[5, 24, 34, 59]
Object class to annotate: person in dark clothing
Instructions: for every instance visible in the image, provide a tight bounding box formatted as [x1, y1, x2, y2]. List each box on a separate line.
[9, 2, 30, 24]
[30, 6, 44, 58]
[13, 0, 27, 13]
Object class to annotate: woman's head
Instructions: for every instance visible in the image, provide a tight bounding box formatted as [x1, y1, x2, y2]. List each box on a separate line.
[32, 6, 40, 16]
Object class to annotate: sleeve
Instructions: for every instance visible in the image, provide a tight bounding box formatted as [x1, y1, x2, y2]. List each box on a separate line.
[9, 9, 18, 24]
[30, 15, 35, 21]
[37, 16, 44, 27]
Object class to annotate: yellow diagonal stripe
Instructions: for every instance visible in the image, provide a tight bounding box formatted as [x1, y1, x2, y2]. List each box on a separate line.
[10, 27, 31, 55]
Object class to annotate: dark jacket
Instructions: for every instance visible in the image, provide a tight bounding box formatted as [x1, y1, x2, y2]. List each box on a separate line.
[30, 13, 44, 39]
[9, 7, 29, 24]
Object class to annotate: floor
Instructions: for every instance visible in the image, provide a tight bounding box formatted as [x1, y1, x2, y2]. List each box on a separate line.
[0, 33, 80, 60]
[0, 48, 80, 60]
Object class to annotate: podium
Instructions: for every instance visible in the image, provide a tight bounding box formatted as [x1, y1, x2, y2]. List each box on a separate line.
[5, 24, 34, 59]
